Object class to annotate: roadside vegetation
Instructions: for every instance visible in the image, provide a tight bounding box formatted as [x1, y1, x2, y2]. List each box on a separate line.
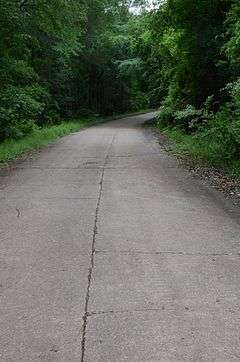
[0, 0, 158, 141]
[0, 0, 154, 163]
[0, 119, 92, 164]
[158, 126, 240, 178]
[151, 1, 240, 178]
[0, 0, 239, 175]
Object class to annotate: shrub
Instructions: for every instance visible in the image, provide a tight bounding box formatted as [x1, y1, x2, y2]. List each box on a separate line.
[157, 105, 175, 126]
[131, 91, 149, 111]
[158, 95, 215, 132]
[0, 58, 39, 87]
[0, 107, 36, 140]
[174, 105, 204, 131]
[0, 85, 46, 140]
[203, 105, 240, 163]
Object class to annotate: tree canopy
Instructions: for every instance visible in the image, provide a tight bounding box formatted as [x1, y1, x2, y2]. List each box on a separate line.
[0, 0, 240, 170]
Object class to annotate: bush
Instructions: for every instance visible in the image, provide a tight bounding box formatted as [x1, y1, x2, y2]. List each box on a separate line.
[0, 58, 39, 87]
[203, 105, 240, 163]
[203, 79, 240, 163]
[0, 85, 47, 141]
[131, 91, 149, 111]
[227, 79, 240, 109]
[157, 105, 175, 126]
[157, 95, 215, 132]
[159, 92, 240, 173]
[174, 105, 204, 131]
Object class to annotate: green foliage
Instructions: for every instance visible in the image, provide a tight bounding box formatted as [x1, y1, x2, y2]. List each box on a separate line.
[157, 105, 175, 126]
[0, 83, 54, 140]
[117, 58, 143, 78]
[224, 2, 240, 68]
[0, 0, 239, 179]
[157, 76, 240, 177]
[157, 95, 214, 132]
[203, 79, 240, 164]
[174, 106, 205, 131]
[145, 0, 239, 176]
[0, 0, 151, 141]
[158, 118, 240, 177]
[207, 110, 240, 162]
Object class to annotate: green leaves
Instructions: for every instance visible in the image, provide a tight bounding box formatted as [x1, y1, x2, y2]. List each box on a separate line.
[1, 0, 238, 146]
[224, 2, 240, 67]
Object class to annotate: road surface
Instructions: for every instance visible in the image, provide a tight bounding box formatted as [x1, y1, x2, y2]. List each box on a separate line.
[1, 112, 240, 361]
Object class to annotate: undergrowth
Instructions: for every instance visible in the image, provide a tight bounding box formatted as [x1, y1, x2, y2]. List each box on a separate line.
[158, 124, 240, 178]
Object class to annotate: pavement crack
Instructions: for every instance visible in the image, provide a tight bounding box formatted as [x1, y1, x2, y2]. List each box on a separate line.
[12, 166, 104, 170]
[108, 152, 160, 158]
[81, 135, 116, 362]
[86, 307, 167, 317]
[95, 250, 240, 257]
[1, 197, 96, 201]
[16, 208, 21, 218]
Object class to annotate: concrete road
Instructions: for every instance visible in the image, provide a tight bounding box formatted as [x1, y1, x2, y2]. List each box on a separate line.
[0, 112, 240, 361]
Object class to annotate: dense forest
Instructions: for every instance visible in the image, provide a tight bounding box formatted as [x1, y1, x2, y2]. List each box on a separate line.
[0, 0, 147, 142]
[0, 0, 240, 174]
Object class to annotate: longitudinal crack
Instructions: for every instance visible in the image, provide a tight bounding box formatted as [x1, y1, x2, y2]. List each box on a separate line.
[95, 250, 240, 257]
[86, 307, 166, 317]
[81, 135, 116, 362]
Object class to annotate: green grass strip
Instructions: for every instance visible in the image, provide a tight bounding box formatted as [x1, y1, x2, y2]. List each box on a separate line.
[0, 119, 91, 165]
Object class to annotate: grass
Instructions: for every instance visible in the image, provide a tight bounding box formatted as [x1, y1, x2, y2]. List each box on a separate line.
[0, 118, 93, 165]
[157, 124, 240, 178]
